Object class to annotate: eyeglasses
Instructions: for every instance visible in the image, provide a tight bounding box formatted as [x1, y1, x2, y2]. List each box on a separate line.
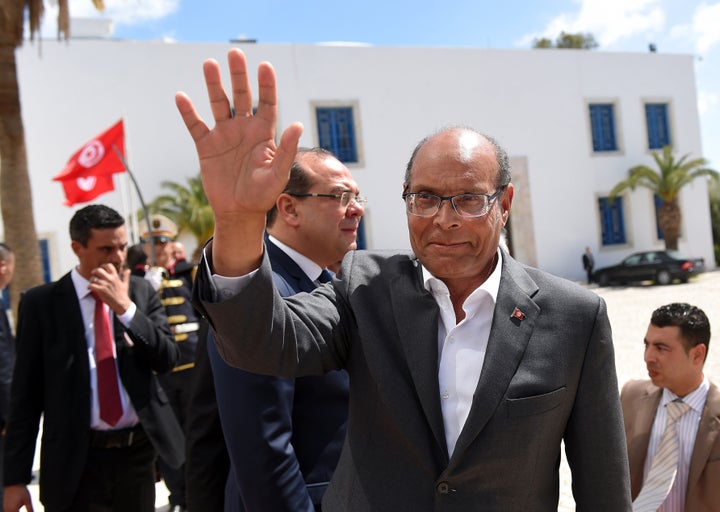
[402, 186, 506, 218]
[289, 191, 368, 208]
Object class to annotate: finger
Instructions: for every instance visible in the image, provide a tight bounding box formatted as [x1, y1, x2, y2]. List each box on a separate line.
[203, 58, 232, 122]
[272, 121, 303, 181]
[255, 61, 278, 131]
[228, 49, 253, 117]
[175, 91, 210, 143]
[121, 268, 131, 282]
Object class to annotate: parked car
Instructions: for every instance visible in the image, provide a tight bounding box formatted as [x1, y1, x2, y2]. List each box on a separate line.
[593, 250, 705, 286]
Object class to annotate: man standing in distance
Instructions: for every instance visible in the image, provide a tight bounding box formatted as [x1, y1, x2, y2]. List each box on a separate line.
[622, 303, 719, 511]
[176, 49, 630, 511]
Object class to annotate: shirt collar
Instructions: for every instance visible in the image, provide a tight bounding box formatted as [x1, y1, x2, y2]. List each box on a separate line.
[268, 235, 324, 283]
[660, 374, 710, 415]
[71, 266, 93, 301]
[421, 249, 503, 304]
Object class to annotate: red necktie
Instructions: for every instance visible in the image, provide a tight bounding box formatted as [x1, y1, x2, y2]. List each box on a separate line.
[91, 292, 123, 426]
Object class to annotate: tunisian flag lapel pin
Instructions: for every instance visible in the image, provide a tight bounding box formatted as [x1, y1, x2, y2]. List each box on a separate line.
[511, 307, 526, 321]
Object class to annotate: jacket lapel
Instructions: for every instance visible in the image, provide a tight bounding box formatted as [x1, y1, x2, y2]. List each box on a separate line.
[450, 255, 539, 460]
[687, 382, 720, 495]
[390, 256, 448, 460]
[54, 273, 90, 378]
[628, 384, 662, 496]
[266, 237, 316, 293]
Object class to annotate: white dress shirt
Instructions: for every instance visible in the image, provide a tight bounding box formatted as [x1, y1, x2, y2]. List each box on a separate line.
[643, 375, 708, 512]
[71, 267, 139, 430]
[422, 250, 502, 456]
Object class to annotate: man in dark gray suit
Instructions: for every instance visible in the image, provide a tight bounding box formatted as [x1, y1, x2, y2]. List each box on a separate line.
[3, 205, 183, 512]
[176, 48, 631, 511]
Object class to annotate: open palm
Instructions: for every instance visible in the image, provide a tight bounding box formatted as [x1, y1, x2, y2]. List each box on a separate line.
[175, 49, 303, 221]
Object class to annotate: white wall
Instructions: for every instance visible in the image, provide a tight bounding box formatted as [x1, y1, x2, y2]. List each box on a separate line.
[9, 40, 714, 282]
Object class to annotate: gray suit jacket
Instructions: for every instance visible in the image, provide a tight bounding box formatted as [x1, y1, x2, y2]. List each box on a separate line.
[622, 379, 720, 511]
[195, 248, 631, 511]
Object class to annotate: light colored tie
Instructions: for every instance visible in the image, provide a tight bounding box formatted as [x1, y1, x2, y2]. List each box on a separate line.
[633, 399, 691, 512]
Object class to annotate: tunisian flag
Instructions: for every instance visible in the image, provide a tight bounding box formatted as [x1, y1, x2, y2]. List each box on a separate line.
[53, 120, 126, 206]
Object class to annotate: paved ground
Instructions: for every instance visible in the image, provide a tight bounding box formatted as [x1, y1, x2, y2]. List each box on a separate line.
[25, 271, 720, 510]
[558, 269, 720, 510]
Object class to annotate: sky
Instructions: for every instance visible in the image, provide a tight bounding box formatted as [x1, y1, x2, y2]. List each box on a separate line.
[38, 0, 720, 169]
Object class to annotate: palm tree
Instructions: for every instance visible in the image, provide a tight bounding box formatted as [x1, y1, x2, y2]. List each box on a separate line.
[144, 175, 214, 263]
[609, 145, 719, 251]
[0, 0, 104, 314]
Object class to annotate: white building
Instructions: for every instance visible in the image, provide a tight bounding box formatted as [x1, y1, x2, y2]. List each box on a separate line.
[9, 37, 715, 282]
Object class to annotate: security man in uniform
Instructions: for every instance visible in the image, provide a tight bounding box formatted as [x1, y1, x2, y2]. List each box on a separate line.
[141, 214, 200, 512]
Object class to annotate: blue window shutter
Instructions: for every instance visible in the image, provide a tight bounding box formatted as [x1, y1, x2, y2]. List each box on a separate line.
[589, 104, 617, 152]
[316, 107, 358, 163]
[2, 239, 51, 310]
[356, 218, 366, 250]
[645, 103, 670, 149]
[598, 197, 626, 245]
[39, 238, 51, 283]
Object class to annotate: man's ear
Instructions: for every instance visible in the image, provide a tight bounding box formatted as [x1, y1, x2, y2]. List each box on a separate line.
[500, 184, 514, 224]
[691, 343, 707, 365]
[71, 240, 84, 258]
[276, 193, 301, 227]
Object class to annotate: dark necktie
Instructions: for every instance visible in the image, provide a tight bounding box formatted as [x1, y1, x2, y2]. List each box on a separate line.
[91, 292, 123, 426]
[318, 269, 333, 284]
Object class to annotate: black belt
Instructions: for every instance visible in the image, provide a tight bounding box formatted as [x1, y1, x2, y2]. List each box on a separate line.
[88, 424, 145, 449]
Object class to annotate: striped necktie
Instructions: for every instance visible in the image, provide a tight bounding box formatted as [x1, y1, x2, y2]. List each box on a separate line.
[632, 399, 691, 512]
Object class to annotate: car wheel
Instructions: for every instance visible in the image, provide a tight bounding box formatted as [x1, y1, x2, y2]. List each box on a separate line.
[598, 274, 609, 286]
[656, 270, 672, 285]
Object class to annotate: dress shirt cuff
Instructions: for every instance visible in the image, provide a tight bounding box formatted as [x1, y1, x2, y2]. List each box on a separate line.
[202, 245, 257, 302]
[117, 302, 136, 327]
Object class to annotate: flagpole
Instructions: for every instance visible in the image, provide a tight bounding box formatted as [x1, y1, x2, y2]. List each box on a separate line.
[112, 145, 156, 266]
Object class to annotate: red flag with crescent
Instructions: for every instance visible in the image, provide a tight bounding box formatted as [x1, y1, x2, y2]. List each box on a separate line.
[52, 120, 126, 206]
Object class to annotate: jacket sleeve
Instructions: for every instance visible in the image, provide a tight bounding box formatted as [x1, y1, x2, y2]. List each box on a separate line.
[563, 297, 632, 510]
[126, 276, 179, 373]
[3, 290, 44, 486]
[208, 332, 315, 512]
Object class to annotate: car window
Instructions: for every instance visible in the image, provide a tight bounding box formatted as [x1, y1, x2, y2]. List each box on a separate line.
[625, 255, 643, 265]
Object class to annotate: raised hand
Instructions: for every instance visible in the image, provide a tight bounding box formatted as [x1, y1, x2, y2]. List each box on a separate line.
[175, 49, 303, 275]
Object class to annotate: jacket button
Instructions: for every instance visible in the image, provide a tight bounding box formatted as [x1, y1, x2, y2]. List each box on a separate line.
[436, 482, 450, 494]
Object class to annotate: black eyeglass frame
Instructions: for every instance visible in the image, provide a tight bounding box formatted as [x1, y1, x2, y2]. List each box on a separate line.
[288, 191, 368, 208]
[401, 185, 507, 218]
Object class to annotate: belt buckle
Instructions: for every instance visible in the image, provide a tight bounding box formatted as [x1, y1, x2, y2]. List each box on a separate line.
[105, 429, 134, 449]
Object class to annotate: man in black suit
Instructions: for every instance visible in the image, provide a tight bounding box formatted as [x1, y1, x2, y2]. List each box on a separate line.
[0, 243, 15, 509]
[3, 204, 184, 512]
[201, 147, 363, 511]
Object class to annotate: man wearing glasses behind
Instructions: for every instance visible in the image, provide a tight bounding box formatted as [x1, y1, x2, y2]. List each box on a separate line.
[197, 147, 364, 511]
[179, 49, 630, 511]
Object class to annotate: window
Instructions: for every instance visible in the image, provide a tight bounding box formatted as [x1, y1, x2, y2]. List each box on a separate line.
[589, 104, 617, 152]
[598, 196, 626, 245]
[645, 103, 670, 149]
[356, 218, 367, 250]
[39, 238, 52, 283]
[316, 107, 358, 163]
[2, 238, 51, 311]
